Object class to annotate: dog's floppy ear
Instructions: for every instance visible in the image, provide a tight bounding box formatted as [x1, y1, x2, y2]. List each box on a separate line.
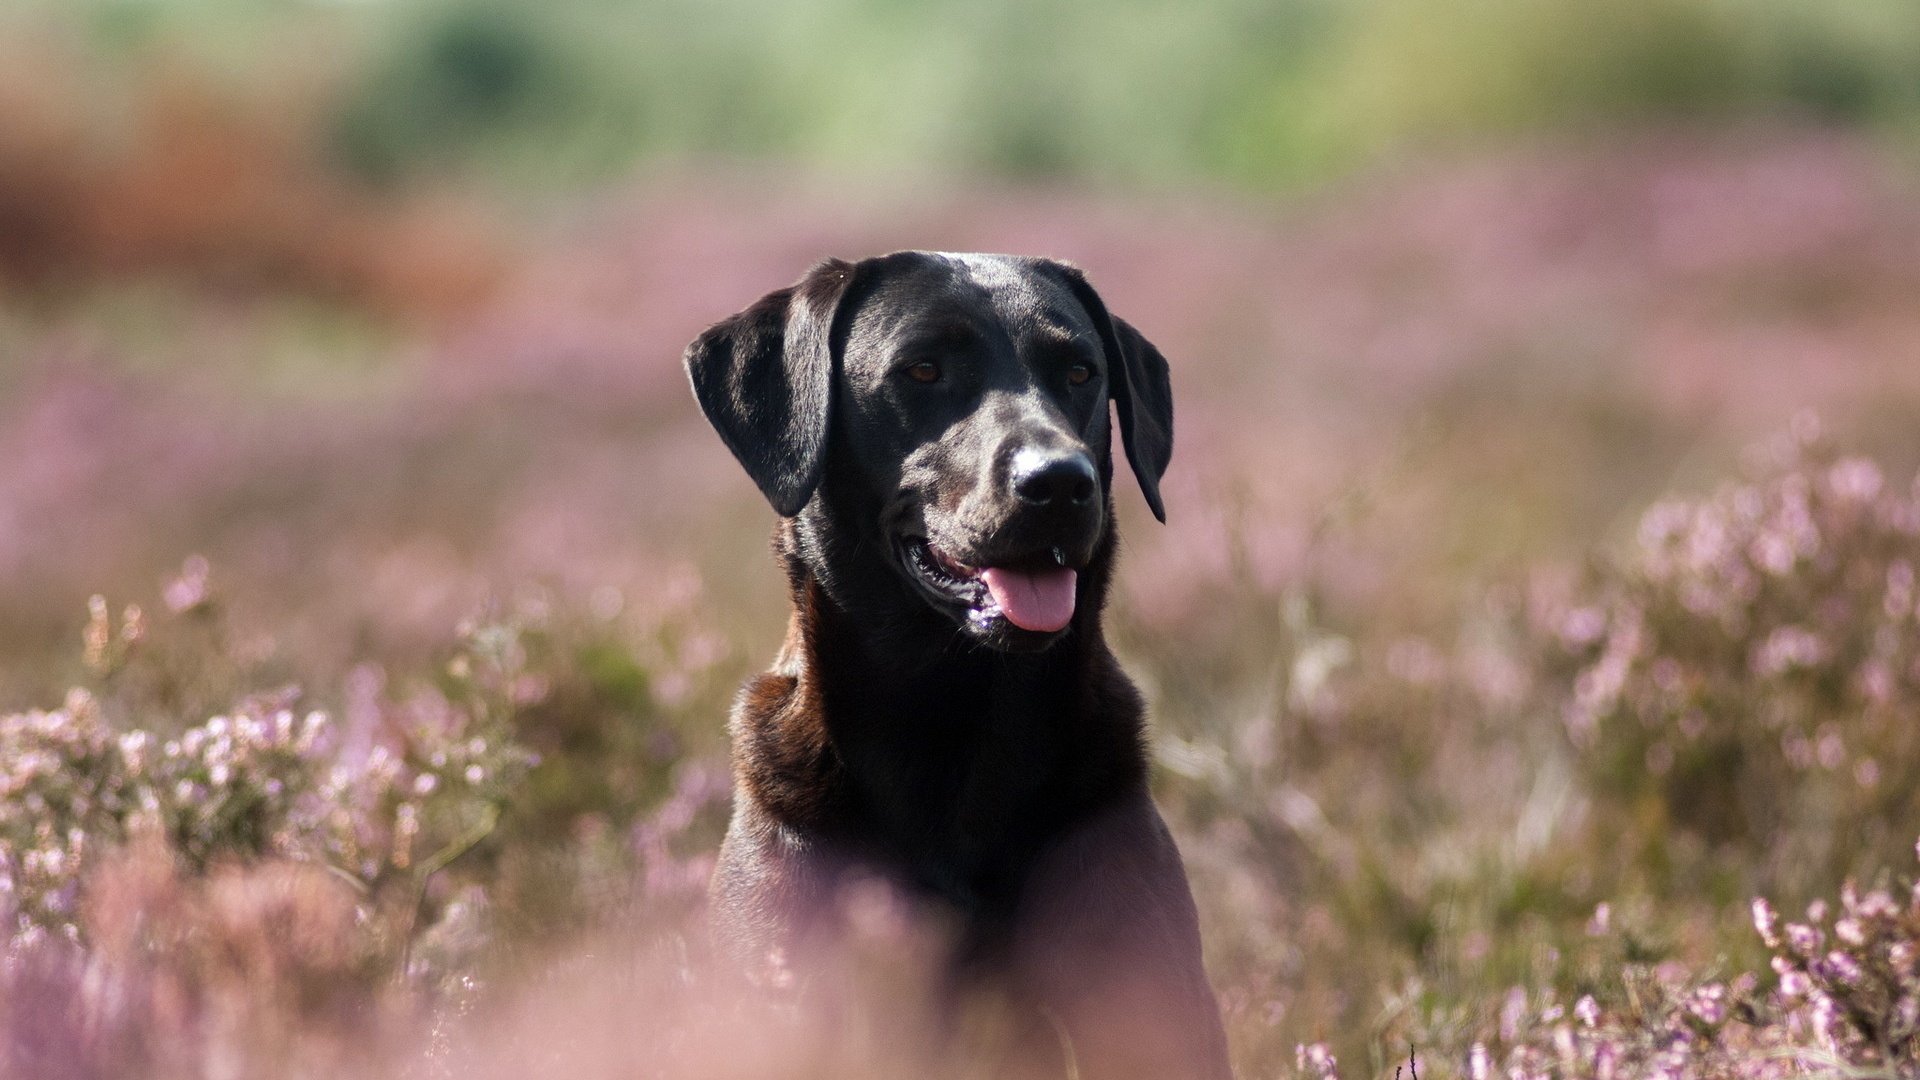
[684, 258, 863, 517]
[1043, 263, 1174, 522]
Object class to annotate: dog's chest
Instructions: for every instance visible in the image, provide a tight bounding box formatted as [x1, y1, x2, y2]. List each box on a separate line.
[837, 702, 1067, 912]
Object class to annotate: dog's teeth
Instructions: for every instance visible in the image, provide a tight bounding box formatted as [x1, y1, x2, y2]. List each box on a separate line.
[1051, 547, 1066, 567]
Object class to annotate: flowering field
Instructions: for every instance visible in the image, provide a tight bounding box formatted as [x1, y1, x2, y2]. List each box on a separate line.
[6, 128, 1920, 1077]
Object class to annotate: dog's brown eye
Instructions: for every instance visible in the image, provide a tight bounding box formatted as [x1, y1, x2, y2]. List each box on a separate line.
[1067, 363, 1093, 386]
[907, 360, 942, 383]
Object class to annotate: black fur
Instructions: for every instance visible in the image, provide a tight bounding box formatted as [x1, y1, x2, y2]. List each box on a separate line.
[684, 252, 1230, 1079]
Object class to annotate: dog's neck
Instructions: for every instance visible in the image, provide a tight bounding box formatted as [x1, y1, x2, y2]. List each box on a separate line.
[733, 515, 1149, 908]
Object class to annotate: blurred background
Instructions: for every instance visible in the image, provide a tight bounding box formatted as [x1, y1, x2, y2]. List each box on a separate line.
[6, 1, 1920, 1077]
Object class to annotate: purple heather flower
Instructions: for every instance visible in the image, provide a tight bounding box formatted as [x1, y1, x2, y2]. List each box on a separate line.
[1856, 889, 1898, 919]
[1587, 903, 1612, 937]
[1684, 984, 1728, 1027]
[1828, 457, 1883, 501]
[1295, 1042, 1339, 1080]
[1787, 922, 1823, 955]
[1818, 950, 1863, 985]
[1752, 898, 1781, 948]
[1593, 1042, 1616, 1080]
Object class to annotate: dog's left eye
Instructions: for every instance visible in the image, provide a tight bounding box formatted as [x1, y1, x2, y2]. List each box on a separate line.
[906, 360, 942, 383]
[1067, 363, 1094, 386]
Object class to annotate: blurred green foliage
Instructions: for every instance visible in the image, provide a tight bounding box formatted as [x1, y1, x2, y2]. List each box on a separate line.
[16, 0, 1920, 191]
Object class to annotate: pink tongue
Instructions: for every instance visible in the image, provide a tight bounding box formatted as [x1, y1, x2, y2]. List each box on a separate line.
[979, 566, 1078, 632]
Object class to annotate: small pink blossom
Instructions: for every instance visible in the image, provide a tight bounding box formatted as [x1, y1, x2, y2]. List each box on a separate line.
[1752, 897, 1781, 947]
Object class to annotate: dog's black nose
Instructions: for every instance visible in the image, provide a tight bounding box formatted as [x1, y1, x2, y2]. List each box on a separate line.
[1011, 451, 1097, 507]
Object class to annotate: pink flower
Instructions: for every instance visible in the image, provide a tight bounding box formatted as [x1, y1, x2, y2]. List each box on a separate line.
[1752, 897, 1781, 948]
[1786, 922, 1823, 956]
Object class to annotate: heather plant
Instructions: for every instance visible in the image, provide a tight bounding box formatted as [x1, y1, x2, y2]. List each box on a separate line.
[1752, 855, 1920, 1077]
[1431, 971, 1787, 1080]
[0, 689, 327, 941]
[1155, 431, 1920, 1071]
[2, 844, 390, 1080]
[0, 567, 742, 1075]
[1546, 428, 1920, 898]
[445, 600, 734, 944]
[5, 124, 1920, 1078]
[0, 602, 536, 962]
[77, 555, 299, 735]
[1396, 839, 1920, 1080]
[0, 609, 527, 1076]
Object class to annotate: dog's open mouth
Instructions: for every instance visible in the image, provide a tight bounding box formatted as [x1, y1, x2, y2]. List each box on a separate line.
[901, 539, 1079, 634]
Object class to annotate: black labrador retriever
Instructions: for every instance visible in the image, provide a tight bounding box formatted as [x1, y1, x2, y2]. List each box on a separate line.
[685, 251, 1232, 1079]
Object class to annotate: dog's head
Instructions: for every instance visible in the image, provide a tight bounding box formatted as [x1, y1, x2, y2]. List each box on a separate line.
[686, 251, 1171, 651]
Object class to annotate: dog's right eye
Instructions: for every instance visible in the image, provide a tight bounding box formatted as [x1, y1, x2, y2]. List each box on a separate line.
[905, 360, 942, 383]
